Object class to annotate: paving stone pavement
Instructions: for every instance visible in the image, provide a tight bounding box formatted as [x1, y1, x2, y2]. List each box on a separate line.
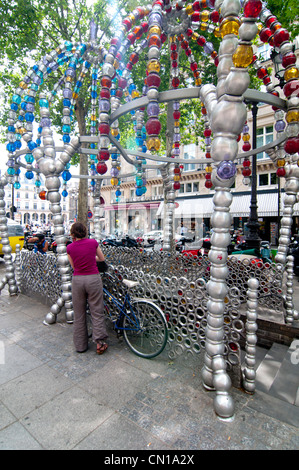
[0, 267, 299, 451]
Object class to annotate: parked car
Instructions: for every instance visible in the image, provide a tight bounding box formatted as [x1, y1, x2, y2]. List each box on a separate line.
[142, 230, 163, 244]
[0, 219, 24, 256]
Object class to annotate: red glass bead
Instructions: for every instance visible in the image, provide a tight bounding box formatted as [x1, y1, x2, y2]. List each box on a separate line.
[145, 118, 161, 135]
[161, 33, 167, 43]
[118, 78, 127, 89]
[134, 26, 143, 39]
[173, 110, 181, 120]
[172, 77, 180, 88]
[100, 89, 110, 99]
[171, 51, 178, 60]
[98, 150, 110, 161]
[205, 173, 211, 180]
[141, 22, 148, 33]
[259, 27, 272, 43]
[97, 162, 108, 175]
[263, 76, 271, 85]
[181, 40, 189, 50]
[174, 142, 180, 148]
[176, 3, 183, 10]
[204, 129, 212, 137]
[210, 10, 219, 23]
[101, 77, 112, 88]
[173, 182, 181, 190]
[284, 137, 299, 154]
[39, 190, 47, 200]
[274, 28, 290, 47]
[265, 15, 277, 28]
[129, 53, 139, 64]
[192, 1, 200, 11]
[111, 37, 121, 48]
[170, 43, 177, 51]
[243, 0, 262, 18]
[242, 142, 251, 152]
[186, 28, 193, 37]
[148, 35, 161, 49]
[116, 90, 123, 98]
[191, 12, 200, 22]
[172, 60, 178, 68]
[205, 152, 211, 159]
[98, 123, 110, 135]
[283, 79, 299, 98]
[282, 52, 296, 68]
[257, 67, 268, 79]
[127, 33, 136, 44]
[214, 56, 219, 67]
[205, 180, 213, 189]
[242, 168, 251, 177]
[122, 18, 132, 31]
[197, 36, 206, 46]
[174, 167, 181, 174]
[126, 63, 133, 71]
[243, 159, 251, 167]
[147, 73, 161, 88]
[277, 167, 286, 177]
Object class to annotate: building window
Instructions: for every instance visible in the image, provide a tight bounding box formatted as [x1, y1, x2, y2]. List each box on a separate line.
[193, 182, 199, 192]
[259, 174, 269, 186]
[257, 125, 273, 160]
[257, 43, 271, 61]
[270, 173, 278, 185]
[183, 144, 196, 171]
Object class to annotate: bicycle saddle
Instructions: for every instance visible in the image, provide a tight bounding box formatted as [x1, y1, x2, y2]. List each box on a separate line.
[122, 279, 139, 289]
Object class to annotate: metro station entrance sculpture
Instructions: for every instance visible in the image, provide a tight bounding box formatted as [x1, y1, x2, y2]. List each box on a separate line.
[0, 0, 298, 419]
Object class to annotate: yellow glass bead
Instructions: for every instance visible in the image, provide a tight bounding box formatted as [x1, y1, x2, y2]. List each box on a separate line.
[200, 23, 208, 31]
[220, 19, 240, 37]
[66, 76, 73, 82]
[147, 60, 161, 73]
[147, 25, 161, 39]
[233, 45, 253, 68]
[111, 128, 119, 137]
[186, 4, 194, 15]
[242, 134, 250, 142]
[113, 59, 119, 69]
[128, 13, 136, 25]
[284, 67, 299, 82]
[90, 114, 97, 121]
[277, 159, 286, 167]
[214, 27, 221, 38]
[192, 32, 199, 41]
[174, 120, 180, 127]
[195, 77, 202, 86]
[201, 10, 210, 22]
[205, 166, 213, 173]
[147, 137, 161, 151]
[286, 110, 299, 123]
[131, 90, 139, 99]
[170, 35, 176, 43]
[72, 92, 78, 99]
[19, 81, 28, 90]
[55, 47, 62, 54]
[111, 178, 118, 186]
[173, 174, 180, 181]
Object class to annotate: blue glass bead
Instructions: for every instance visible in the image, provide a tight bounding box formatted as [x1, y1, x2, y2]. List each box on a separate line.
[63, 98, 71, 107]
[7, 167, 15, 175]
[36, 138, 41, 146]
[25, 153, 34, 163]
[6, 143, 16, 152]
[62, 125, 71, 133]
[11, 103, 18, 111]
[65, 40, 73, 50]
[65, 163, 70, 169]
[135, 187, 143, 196]
[91, 91, 97, 99]
[15, 168, 20, 175]
[12, 94, 22, 104]
[39, 99, 49, 107]
[14, 182, 21, 189]
[62, 170, 72, 181]
[28, 141, 37, 150]
[35, 180, 41, 187]
[15, 140, 22, 149]
[62, 135, 70, 143]
[116, 190, 121, 196]
[90, 180, 96, 186]
[25, 112, 34, 122]
[25, 171, 34, 180]
[62, 190, 68, 197]
[8, 125, 15, 132]
[21, 102, 27, 110]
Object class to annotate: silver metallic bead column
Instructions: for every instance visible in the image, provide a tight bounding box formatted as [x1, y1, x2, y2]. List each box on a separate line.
[161, 165, 175, 252]
[202, 187, 235, 419]
[285, 255, 295, 325]
[276, 159, 299, 265]
[33, 132, 80, 324]
[0, 176, 18, 296]
[14, 244, 22, 288]
[93, 180, 103, 242]
[243, 277, 259, 394]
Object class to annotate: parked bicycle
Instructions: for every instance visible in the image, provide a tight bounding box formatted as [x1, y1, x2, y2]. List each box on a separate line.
[88, 272, 168, 359]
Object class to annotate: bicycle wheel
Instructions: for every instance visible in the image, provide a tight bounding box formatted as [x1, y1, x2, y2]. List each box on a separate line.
[123, 299, 168, 358]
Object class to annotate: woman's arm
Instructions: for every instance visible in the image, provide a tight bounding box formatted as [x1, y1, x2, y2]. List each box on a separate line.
[96, 245, 105, 262]
[67, 254, 74, 269]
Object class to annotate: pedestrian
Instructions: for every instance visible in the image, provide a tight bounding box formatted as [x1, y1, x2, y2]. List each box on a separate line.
[28, 233, 49, 254]
[67, 222, 108, 355]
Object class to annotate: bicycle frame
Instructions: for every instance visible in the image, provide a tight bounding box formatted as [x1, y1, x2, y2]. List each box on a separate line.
[103, 286, 141, 332]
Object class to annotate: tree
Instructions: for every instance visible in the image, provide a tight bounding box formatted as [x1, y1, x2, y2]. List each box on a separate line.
[266, 0, 299, 40]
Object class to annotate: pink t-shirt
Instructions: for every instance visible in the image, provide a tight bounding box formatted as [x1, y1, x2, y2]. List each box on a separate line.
[67, 238, 99, 276]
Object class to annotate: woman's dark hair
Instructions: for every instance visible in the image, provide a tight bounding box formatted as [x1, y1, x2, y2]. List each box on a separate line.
[70, 222, 87, 239]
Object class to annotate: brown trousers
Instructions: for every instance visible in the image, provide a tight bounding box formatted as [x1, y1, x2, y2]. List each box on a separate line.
[71, 274, 108, 352]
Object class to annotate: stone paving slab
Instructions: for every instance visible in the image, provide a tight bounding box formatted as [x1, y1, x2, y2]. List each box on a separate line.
[0, 286, 299, 451]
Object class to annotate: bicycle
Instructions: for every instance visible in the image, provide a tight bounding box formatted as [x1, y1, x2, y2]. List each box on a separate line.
[88, 272, 168, 359]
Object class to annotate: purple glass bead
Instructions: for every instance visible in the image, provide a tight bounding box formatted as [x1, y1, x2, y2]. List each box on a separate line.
[203, 42, 214, 55]
[173, 148, 180, 156]
[49, 62, 59, 71]
[99, 100, 110, 112]
[173, 101, 180, 111]
[33, 76, 42, 85]
[205, 137, 212, 146]
[243, 124, 249, 133]
[217, 161, 236, 180]
[63, 88, 73, 99]
[149, 12, 162, 26]
[174, 134, 181, 142]
[40, 117, 51, 127]
[66, 68, 76, 78]
[111, 167, 119, 177]
[147, 102, 160, 116]
[26, 103, 35, 112]
[275, 120, 286, 132]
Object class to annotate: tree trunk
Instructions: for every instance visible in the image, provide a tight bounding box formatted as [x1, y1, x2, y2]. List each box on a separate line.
[75, 96, 89, 228]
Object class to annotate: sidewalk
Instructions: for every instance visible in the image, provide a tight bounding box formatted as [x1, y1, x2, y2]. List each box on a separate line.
[0, 283, 299, 450]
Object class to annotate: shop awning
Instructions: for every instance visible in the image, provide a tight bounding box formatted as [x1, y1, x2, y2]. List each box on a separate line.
[156, 191, 298, 218]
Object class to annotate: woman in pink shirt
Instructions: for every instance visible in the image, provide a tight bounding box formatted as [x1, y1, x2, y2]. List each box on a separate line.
[67, 222, 108, 355]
